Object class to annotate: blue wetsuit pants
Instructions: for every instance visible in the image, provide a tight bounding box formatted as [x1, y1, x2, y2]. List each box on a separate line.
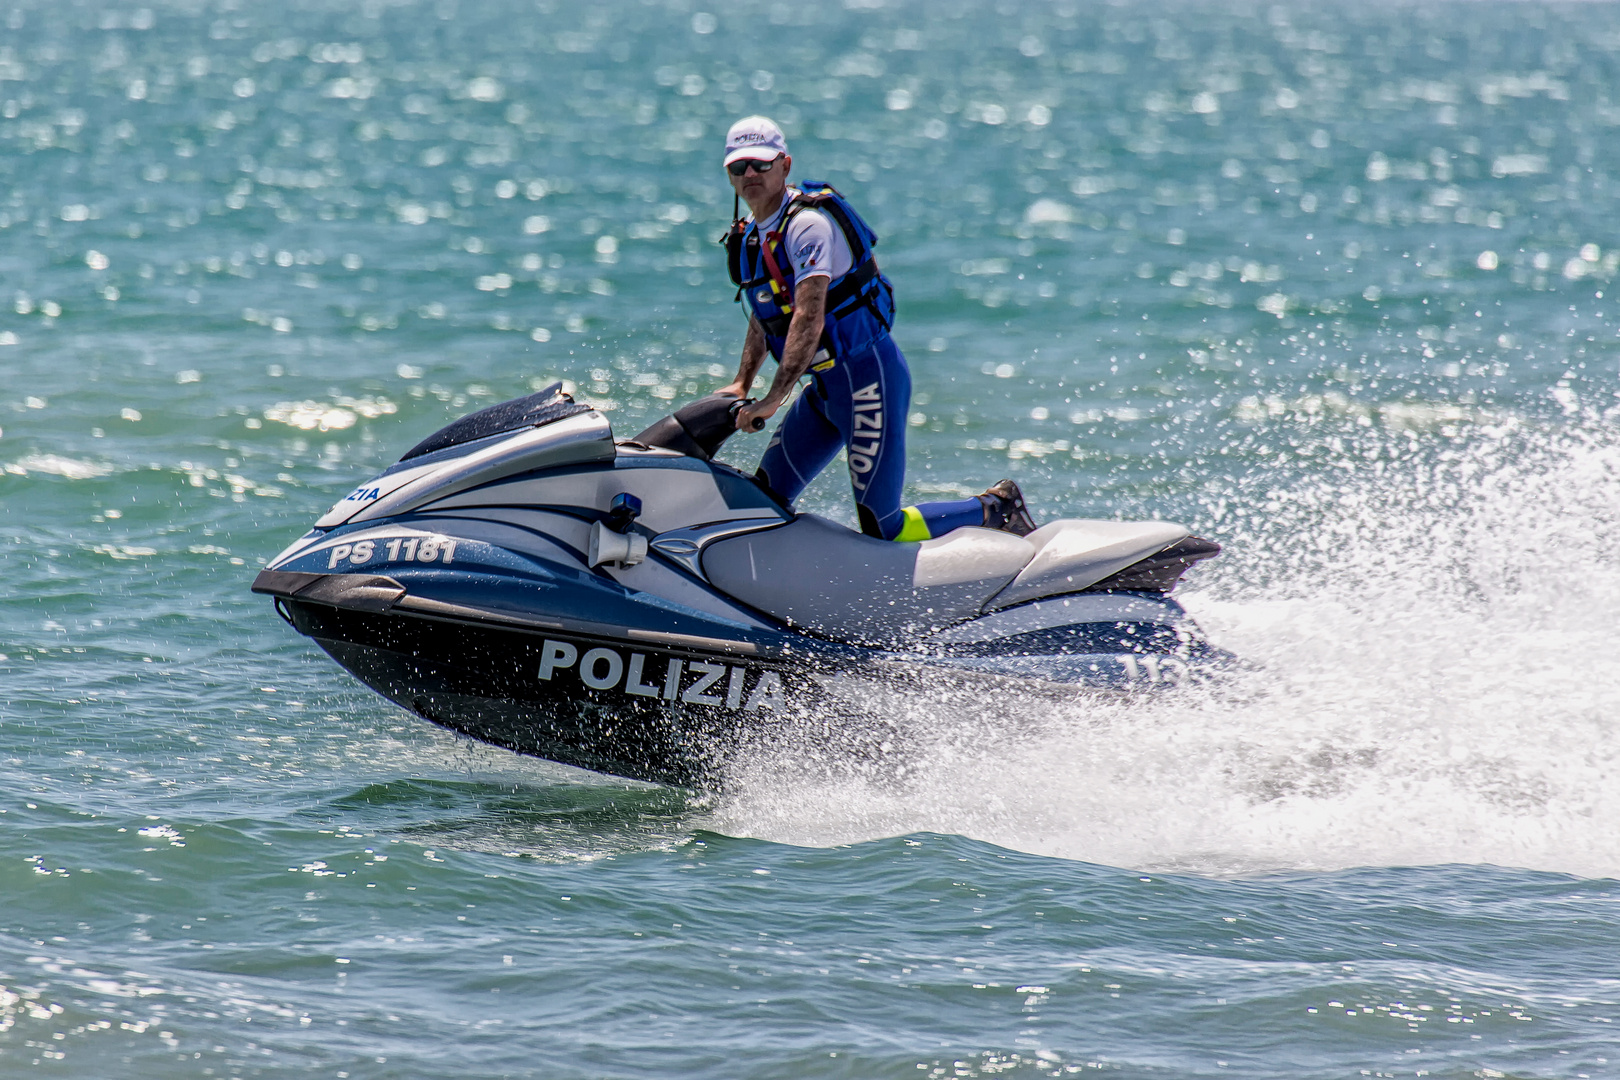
[756, 335, 987, 541]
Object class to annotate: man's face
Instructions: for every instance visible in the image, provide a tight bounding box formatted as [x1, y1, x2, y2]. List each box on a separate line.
[727, 154, 790, 206]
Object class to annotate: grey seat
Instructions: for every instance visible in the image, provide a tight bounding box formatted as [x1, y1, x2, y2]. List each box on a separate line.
[701, 515, 1034, 645]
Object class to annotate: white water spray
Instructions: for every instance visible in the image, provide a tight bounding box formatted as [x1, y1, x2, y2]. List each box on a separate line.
[709, 412, 1620, 878]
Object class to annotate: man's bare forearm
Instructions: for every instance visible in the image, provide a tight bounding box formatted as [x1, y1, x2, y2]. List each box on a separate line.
[725, 319, 769, 397]
[760, 277, 827, 406]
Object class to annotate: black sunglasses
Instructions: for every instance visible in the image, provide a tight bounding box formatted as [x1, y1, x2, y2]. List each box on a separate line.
[726, 157, 779, 176]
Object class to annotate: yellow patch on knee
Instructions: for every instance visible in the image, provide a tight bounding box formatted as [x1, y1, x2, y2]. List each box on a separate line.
[893, 507, 931, 542]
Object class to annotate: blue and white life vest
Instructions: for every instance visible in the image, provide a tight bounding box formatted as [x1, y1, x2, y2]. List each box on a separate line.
[723, 182, 896, 361]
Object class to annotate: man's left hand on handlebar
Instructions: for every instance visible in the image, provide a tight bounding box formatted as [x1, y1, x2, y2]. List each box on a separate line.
[735, 398, 778, 432]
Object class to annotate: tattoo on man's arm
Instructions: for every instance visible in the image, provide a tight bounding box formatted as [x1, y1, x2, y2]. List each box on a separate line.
[767, 278, 828, 403]
[732, 319, 767, 393]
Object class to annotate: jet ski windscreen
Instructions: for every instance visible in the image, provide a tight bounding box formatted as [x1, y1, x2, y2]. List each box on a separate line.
[399, 383, 591, 461]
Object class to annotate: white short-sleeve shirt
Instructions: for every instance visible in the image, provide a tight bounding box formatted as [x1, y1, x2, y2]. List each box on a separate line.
[751, 188, 854, 282]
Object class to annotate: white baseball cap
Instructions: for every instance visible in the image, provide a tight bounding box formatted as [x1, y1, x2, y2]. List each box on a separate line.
[723, 115, 787, 167]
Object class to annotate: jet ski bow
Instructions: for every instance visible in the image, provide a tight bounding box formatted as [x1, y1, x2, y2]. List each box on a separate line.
[253, 384, 1227, 786]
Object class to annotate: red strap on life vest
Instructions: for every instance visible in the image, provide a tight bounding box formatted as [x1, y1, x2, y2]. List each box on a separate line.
[758, 230, 794, 308]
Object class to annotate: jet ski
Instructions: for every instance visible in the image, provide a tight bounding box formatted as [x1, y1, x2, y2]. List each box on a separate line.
[253, 383, 1227, 786]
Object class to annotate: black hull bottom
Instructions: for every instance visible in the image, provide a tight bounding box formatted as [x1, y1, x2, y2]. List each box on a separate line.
[282, 599, 1210, 788]
[286, 600, 828, 787]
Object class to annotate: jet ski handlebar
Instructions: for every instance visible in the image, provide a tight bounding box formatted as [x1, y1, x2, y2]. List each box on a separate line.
[630, 392, 761, 461]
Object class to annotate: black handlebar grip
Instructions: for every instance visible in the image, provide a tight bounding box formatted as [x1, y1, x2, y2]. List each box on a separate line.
[728, 398, 767, 431]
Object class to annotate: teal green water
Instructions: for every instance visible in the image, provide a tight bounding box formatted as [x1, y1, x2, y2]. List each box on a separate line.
[4, 1, 1620, 1075]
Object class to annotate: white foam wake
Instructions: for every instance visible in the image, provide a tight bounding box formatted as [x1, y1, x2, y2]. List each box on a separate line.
[707, 412, 1620, 878]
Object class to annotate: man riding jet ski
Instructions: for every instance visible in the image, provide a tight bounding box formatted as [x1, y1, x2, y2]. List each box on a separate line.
[716, 115, 1034, 541]
[253, 385, 1226, 788]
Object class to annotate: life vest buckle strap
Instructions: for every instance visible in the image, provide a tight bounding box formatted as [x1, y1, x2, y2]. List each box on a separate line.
[758, 229, 793, 305]
[824, 258, 880, 312]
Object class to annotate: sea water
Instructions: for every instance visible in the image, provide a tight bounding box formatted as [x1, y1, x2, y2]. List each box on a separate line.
[2, 1, 1618, 1075]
